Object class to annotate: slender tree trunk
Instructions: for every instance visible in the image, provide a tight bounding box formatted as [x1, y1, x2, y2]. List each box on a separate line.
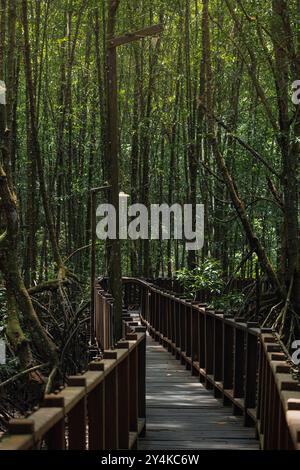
[106, 0, 123, 340]
[185, 0, 197, 269]
[141, 9, 162, 277]
[203, 0, 285, 298]
[0, 2, 57, 366]
[21, 0, 64, 274]
[130, 45, 140, 276]
[271, 0, 300, 311]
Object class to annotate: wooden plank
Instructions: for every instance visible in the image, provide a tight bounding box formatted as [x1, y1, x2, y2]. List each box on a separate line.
[143, 430, 257, 439]
[139, 440, 259, 450]
[139, 335, 258, 451]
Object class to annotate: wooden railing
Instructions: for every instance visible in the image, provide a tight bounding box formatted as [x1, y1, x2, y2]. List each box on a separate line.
[0, 304, 146, 450]
[94, 280, 143, 350]
[123, 278, 300, 451]
[94, 281, 115, 349]
[145, 277, 271, 301]
[3, 277, 299, 451]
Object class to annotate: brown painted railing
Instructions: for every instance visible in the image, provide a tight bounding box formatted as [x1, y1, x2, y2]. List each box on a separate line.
[3, 277, 299, 451]
[94, 281, 115, 349]
[123, 278, 300, 451]
[0, 302, 146, 450]
[94, 280, 143, 350]
[145, 277, 271, 301]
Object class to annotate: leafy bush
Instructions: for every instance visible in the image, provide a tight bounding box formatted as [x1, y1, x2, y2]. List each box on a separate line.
[175, 259, 224, 299]
[212, 291, 245, 311]
[175, 260, 245, 312]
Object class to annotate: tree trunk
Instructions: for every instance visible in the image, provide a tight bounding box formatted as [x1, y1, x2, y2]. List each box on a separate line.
[106, 0, 123, 341]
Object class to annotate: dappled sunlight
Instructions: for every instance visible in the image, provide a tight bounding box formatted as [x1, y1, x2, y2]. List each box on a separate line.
[139, 335, 258, 451]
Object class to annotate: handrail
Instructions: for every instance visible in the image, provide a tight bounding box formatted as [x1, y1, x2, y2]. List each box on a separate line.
[94, 282, 115, 349]
[0, 303, 146, 450]
[123, 278, 300, 451]
[3, 277, 298, 451]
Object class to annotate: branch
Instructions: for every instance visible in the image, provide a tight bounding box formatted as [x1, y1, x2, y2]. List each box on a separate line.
[44, 365, 58, 395]
[0, 229, 7, 245]
[200, 102, 281, 179]
[28, 279, 71, 295]
[0, 363, 49, 389]
[64, 243, 92, 263]
[210, 136, 285, 298]
[224, 0, 279, 133]
[199, 159, 225, 184]
[225, 249, 255, 292]
[266, 177, 284, 210]
[109, 24, 163, 48]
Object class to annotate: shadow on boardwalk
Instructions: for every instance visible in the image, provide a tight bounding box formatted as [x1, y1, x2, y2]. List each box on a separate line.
[139, 335, 259, 450]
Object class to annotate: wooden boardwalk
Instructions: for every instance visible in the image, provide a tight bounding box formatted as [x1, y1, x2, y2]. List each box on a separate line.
[138, 335, 259, 450]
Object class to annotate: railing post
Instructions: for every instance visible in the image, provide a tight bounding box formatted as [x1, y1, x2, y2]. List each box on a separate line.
[268, 370, 279, 450]
[257, 334, 277, 449]
[67, 376, 87, 450]
[129, 346, 139, 437]
[199, 307, 206, 383]
[223, 318, 234, 406]
[179, 300, 185, 363]
[257, 338, 266, 444]
[233, 320, 246, 415]
[103, 353, 119, 449]
[159, 293, 164, 343]
[138, 332, 146, 437]
[88, 372, 105, 450]
[205, 311, 214, 390]
[154, 290, 158, 336]
[244, 324, 259, 427]
[191, 304, 199, 376]
[262, 355, 272, 449]
[171, 297, 175, 353]
[46, 419, 66, 450]
[108, 346, 132, 452]
[147, 288, 151, 323]
[213, 313, 224, 398]
[42, 396, 66, 450]
[185, 301, 192, 369]
[175, 300, 180, 359]
[166, 295, 171, 350]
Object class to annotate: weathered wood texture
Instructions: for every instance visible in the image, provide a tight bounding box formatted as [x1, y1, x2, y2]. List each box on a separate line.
[139, 335, 258, 450]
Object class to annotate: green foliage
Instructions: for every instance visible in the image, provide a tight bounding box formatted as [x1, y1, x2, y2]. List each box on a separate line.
[212, 291, 245, 311]
[175, 259, 224, 299]
[175, 261, 245, 312]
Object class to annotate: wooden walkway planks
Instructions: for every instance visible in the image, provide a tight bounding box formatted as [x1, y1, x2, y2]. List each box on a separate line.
[138, 335, 259, 450]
